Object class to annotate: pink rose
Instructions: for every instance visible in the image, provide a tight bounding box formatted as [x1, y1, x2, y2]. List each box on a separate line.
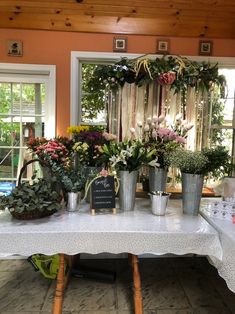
[100, 169, 109, 177]
[46, 148, 54, 152]
[157, 71, 176, 85]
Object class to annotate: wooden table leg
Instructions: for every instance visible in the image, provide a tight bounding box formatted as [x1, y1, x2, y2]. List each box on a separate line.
[53, 253, 65, 314]
[131, 254, 143, 314]
[52, 254, 77, 314]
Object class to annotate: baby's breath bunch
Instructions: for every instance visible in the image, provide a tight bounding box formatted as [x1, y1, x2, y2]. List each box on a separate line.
[168, 149, 208, 174]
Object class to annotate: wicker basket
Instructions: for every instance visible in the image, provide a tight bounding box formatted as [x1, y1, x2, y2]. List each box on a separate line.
[10, 208, 57, 220]
[10, 159, 59, 220]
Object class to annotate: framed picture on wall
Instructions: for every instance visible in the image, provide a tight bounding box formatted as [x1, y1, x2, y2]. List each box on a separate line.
[7, 40, 23, 57]
[199, 40, 213, 56]
[157, 39, 170, 54]
[113, 37, 127, 52]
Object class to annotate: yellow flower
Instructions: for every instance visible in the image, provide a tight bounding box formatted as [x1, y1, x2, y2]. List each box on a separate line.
[67, 125, 90, 135]
[72, 142, 89, 152]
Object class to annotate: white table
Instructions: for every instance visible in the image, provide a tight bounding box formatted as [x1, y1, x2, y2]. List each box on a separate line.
[0, 198, 222, 259]
[200, 198, 235, 294]
[0, 198, 223, 314]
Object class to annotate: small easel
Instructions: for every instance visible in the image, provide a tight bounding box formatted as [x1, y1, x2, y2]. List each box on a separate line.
[91, 207, 116, 215]
[87, 169, 119, 216]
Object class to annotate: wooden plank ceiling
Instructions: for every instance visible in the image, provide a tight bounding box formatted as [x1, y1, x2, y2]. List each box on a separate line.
[0, 0, 235, 39]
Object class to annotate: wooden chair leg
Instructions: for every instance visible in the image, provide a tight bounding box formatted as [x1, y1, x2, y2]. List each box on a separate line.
[53, 253, 65, 314]
[131, 254, 143, 314]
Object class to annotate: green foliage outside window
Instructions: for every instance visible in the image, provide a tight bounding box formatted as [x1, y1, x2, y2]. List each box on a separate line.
[81, 64, 107, 121]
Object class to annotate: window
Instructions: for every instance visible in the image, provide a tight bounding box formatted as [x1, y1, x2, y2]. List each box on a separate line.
[70, 51, 139, 126]
[210, 68, 235, 161]
[0, 63, 56, 188]
[71, 52, 235, 163]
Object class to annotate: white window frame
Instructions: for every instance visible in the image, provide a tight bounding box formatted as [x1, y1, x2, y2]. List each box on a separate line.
[0, 63, 56, 138]
[0, 63, 56, 182]
[70, 51, 140, 126]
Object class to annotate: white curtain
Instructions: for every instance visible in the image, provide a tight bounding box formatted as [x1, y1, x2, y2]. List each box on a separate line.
[108, 82, 210, 150]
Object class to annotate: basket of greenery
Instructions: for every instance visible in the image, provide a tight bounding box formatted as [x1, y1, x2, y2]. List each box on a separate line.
[0, 160, 62, 220]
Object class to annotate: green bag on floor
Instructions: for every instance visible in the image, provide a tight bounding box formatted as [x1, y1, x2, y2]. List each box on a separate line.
[27, 254, 67, 279]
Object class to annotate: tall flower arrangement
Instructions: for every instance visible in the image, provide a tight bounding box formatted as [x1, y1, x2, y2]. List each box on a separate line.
[67, 125, 117, 167]
[27, 137, 86, 194]
[137, 115, 193, 168]
[101, 139, 157, 172]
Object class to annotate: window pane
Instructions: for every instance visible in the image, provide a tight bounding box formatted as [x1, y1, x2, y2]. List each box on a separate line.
[0, 148, 20, 179]
[22, 116, 45, 144]
[81, 64, 107, 125]
[218, 69, 235, 127]
[210, 128, 233, 155]
[21, 83, 45, 115]
[0, 115, 20, 146]
[0, 82, 46, 183]
[0, 83, 12, 113]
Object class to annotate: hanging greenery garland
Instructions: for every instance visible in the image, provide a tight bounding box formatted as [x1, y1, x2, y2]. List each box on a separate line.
[87, 55, 226, 95]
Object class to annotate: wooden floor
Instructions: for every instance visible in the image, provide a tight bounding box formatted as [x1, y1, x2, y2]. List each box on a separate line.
[0, 256, 234, 313]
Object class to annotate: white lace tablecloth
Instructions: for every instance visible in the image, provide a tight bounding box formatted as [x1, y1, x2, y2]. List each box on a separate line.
[200, 198, 235, 293]
[0, 198, 222, 263]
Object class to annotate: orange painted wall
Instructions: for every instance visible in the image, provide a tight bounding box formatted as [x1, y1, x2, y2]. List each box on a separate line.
[1, 28, 235, 135]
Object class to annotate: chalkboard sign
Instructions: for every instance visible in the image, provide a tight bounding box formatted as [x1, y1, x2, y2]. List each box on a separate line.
[91, 175, 116, 210]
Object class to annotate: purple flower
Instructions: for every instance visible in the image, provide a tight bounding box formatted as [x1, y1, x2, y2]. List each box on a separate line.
[157, 128, 171, 139]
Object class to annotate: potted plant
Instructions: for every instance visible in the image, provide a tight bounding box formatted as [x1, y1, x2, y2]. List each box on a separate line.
[0, 176, 61, 220]
[140, 115, 193, 192]
[201, 146, 234, 180]
[202, 146, 235, 201]
[51, 162, 87, 211]
[168, 149, 208, 215]
[168, 146, 234, 215]
[101, 139, 156, 211]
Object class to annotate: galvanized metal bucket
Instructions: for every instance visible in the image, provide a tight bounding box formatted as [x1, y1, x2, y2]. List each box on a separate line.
[118, 170, 138, 211]
[149, 191, 171, 216]
[67, 192, 81, 212]
[149, 167, 168, 193]
[182, 173, 204, 215]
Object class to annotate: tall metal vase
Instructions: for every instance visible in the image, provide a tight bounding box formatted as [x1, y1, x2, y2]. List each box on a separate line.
[182, 173, 204, 215]
[149, 167, 168, 192]
[119, 170, 138, 211]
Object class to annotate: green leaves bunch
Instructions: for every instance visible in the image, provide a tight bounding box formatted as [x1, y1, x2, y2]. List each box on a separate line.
[0, 178, 61, 214]
[202, 146, 234, 179]
[87, 55, 226, 94]
[51, 162, 87, 193]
